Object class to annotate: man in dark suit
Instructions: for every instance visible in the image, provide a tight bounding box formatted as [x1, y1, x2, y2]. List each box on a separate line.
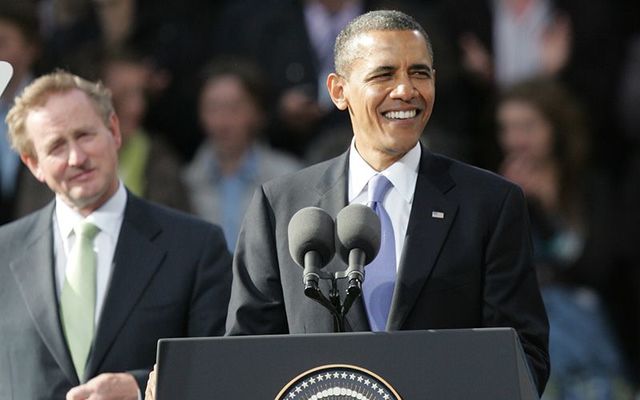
[0, 71, 232, 399]
[225, 9, 550, 395]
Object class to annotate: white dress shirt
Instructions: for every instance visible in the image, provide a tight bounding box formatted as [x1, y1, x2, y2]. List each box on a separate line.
[53, 182, 127, 325]
[348, 141, 421, 271]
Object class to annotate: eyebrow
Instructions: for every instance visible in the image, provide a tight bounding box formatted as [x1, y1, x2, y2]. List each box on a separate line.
[366, 63, 433, 79]
[408, 64, 434, 76]
[43, 136, 65, 153]
[364, 65, 395, 78]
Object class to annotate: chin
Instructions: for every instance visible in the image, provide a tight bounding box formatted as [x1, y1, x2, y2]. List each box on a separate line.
[68, 188, 105, 207]
[386, 137, 420, 153]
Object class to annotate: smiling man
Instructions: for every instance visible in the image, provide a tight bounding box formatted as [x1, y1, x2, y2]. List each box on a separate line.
[225, 9, 549, 396]
[0, 72, 232, 400]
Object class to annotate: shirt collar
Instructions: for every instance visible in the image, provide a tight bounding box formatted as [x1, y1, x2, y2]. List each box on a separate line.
[348, 140, 421, 203]
[55, 181, 127, 240]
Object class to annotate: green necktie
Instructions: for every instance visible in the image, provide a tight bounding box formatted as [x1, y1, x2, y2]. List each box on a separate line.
[60, 221, 100, 379]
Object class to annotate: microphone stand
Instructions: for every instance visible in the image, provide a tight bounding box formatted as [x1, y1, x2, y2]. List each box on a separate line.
[304, 270, 362, 333]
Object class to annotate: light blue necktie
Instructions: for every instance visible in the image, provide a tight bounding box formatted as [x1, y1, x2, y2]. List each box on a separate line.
[363, 174, 396, 331]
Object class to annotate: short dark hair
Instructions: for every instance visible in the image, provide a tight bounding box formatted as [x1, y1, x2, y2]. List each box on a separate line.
[334, 9, 433, 76]
[0, 2, 40, 44]
[199, 56, 269, 112]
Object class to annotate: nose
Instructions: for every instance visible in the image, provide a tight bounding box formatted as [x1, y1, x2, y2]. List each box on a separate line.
[67, 142, 88, 167]
[390, 75, 417, 101]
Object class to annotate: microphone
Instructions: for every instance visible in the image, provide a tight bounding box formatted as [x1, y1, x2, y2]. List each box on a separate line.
[0, 61, 13, 97]
[336, 203, 381, 303]
[288, 207, 335, 293]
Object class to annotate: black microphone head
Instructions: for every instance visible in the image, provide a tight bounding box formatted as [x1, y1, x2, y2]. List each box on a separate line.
[336, 203, 381, 265]
[288, 207, 335, 268]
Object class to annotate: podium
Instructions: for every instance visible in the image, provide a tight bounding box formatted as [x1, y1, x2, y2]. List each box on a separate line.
[155, 328, 539, 399]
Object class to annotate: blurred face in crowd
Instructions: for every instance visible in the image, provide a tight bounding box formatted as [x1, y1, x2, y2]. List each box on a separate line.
[497, 99, 554, 163]
[103, 60, 150, 141]
[0, 18, 37, 88]
[199, 75, 264, 159]
[328, 29, 435, 171]
[21, 89, 122, 216]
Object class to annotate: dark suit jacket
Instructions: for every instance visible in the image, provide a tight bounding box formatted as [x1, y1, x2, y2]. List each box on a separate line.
[0, 193, 232, 399]
[226, 147, 550, 394]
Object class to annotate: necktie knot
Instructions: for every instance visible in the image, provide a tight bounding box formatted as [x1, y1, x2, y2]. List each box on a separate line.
[74, 221, 100, 241]
[368, 174, 393, 207]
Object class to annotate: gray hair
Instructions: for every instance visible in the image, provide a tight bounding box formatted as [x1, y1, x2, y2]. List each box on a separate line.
[334, 9, 433, 76]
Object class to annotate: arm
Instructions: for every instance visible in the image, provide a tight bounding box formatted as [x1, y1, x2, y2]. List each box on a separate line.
[225, 186, 289, 335]
[482, 184, 550, 394]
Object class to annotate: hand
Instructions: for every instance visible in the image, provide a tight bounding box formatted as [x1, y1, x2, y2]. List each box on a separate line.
[144, 365, 157, 400]
[66, 372, 139, 400]
[541, 13, 572, 76]
[458, 33, 493, 83]
[500, 156, 559, 212]
[278, 87, 327, 134]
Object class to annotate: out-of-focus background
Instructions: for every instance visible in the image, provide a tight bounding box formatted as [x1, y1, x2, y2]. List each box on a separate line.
[1, 1, 640, 397]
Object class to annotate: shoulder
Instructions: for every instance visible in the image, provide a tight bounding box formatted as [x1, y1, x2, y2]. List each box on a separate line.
[0, 205, 52, 252]
[240, 155, 345, 225]
[263, 155, 343, 194]
[255, 144, 304, 178]
[426, 151, 522, 196]
[125, 194, 224, 238]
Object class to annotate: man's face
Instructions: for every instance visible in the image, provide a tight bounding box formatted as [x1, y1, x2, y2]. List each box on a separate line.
[103, 60, 150, 140]
[0, 19, 37, 82]
[329, 30, 435, 170]
[22, 89, 122, 215]
[199, 75, 262, 157]
[497, 99, 554, 162]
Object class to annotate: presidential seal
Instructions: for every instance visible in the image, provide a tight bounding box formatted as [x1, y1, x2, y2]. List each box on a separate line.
[275, 364, 402, 400]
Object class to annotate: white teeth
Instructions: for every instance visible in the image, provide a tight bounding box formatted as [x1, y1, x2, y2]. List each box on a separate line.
[384, 109, 417, 119]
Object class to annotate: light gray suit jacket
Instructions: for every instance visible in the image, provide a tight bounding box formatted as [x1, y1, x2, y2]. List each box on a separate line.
[0, 193, 232, 399]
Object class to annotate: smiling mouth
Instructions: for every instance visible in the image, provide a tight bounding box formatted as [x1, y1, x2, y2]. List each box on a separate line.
[383, 109, 421, 120]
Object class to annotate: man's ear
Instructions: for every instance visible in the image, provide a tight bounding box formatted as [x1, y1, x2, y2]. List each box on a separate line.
[21, 152, 45, 183]
[327, 73, 348, 111]
[108, 112, 123, 150]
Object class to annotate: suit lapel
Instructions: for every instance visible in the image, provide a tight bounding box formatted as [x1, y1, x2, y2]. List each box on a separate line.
[314, 152, 349, 220]
[86, 195, 166, 377]
[387, 149, 458, 330]
[312, 152, 370, 332]
[9, 203, 79, 385]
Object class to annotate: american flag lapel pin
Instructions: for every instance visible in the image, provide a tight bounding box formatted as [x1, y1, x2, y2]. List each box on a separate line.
[431, 211, 445, 219]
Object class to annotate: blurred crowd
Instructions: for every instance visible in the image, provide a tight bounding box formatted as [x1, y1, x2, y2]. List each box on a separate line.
[1, 0, 639, 397]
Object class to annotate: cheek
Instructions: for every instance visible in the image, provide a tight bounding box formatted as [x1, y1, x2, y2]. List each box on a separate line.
[526, 126, 553, 154]
[498, 130, 522, 153]
[419, 82, 435, 99]
[40, 160, 67, 183]
[353, 87, 381, 114]
[52, 159, 70, 177]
